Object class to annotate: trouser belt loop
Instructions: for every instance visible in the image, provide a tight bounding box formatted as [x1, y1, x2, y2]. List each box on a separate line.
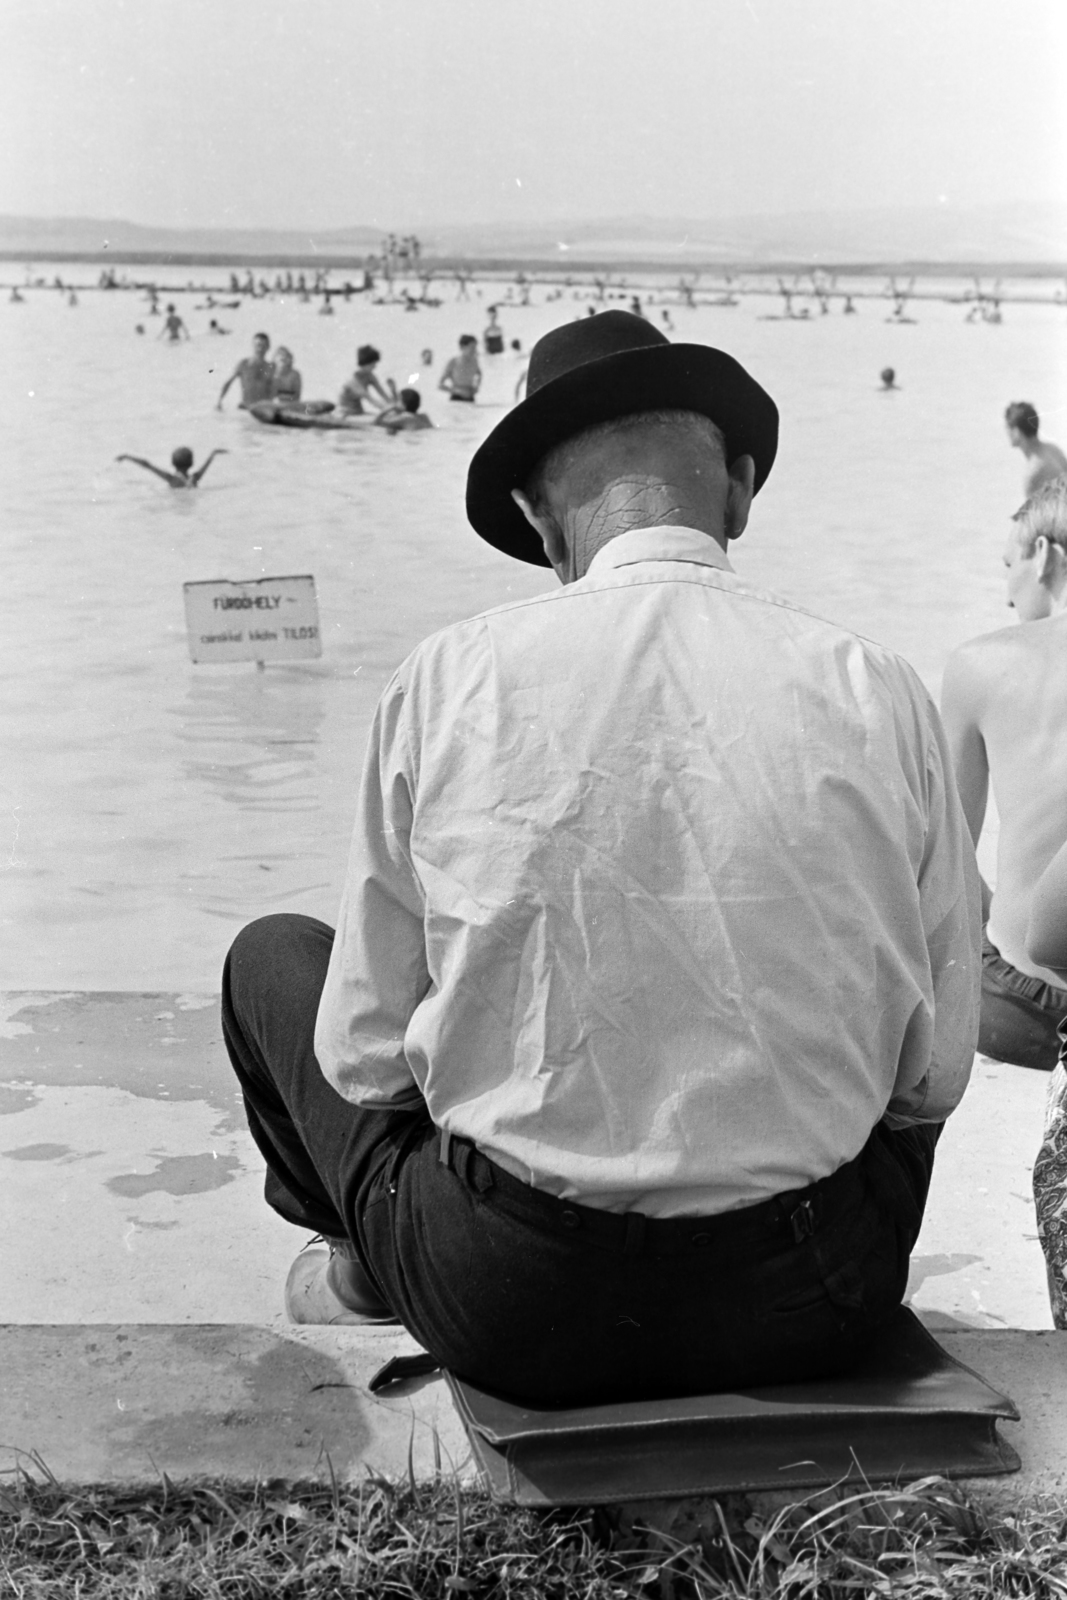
[790, 1197, 816, 1244]
[438, 1128, 453, 1168]
[622, 1211, 647, 1256]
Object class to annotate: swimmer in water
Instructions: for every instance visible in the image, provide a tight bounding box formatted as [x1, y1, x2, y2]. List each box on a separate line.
[439, 334, 481, 402]
[483, 307, 504, 354]
[218, 332, 274, 409]
[375, 387, 433, 433]
[271, 346, 303, 404]
[880, 367, 899, 390]
[208, 318, 231, 335]
[116, 446, 228, 488]
[159, 304, 190, 341]
[338, 345, 394, 414]
[10, 288, 25, 303]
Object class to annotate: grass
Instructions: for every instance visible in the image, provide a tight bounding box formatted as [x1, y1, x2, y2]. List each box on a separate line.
[1, 1460, 1066, 1598]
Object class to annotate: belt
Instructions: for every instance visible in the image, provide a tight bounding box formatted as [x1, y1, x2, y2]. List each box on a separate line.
[437, 1129, 866, 1258]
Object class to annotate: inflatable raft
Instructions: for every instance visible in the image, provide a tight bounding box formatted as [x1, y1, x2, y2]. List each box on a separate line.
[249, 401, 372, 431]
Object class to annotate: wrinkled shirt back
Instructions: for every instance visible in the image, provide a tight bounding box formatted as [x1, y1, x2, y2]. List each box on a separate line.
[316, 527, 980, 1216]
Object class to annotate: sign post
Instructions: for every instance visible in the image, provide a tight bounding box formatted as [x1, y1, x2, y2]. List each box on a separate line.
[183, 575, 322, 665]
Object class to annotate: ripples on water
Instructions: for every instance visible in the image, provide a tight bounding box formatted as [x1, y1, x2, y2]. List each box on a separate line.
[2, 268, 1063, 986]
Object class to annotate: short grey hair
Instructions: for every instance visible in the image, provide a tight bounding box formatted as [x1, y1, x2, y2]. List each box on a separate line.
[527, 409, 727, 502]
[1013, 475, 1067, 554]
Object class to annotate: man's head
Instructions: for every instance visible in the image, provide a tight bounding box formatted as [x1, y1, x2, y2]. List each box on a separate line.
[275, 346, 292, 366]
[1005, 400, 1040, 447]
[171, 447, 194, 475]
[458, 334, 477, 349]
[512, 409, 754, 583]
[357, 344, 380, 367]
[253, 333, 270, 358]
[399, 387, 421, 414]
[466, 312, 777, 570]
[1004, 475, 1067, 619]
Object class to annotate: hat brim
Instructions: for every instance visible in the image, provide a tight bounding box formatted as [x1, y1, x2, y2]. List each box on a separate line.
[466, 342, 779, 566]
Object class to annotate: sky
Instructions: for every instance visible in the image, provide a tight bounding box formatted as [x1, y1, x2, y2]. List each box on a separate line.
[2, 0, 1064, 232]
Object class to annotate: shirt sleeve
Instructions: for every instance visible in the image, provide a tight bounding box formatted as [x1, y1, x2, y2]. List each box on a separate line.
[883, 686, 983, 1127]
[314, 674, 429, 1108]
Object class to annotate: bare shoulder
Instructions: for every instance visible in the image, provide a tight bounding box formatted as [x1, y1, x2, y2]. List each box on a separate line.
[943, 623, 1018, 684]
[941, 625, 1027, 730]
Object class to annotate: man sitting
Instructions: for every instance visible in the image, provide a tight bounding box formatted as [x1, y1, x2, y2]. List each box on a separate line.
[223, 312, 980, 1408]
[942, 475, 1067, 1070]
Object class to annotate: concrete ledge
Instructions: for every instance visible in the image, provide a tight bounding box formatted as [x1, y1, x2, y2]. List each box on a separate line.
[0, 1325, 471, 1487]
[1, 1325, 1064, 1503]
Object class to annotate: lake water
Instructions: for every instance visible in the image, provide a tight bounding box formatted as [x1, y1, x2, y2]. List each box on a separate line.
[3, 268, 1065, 989]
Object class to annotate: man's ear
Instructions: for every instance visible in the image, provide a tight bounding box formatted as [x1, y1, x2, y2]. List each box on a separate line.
[724, 454, 756, 541]
[511, 488, 567, 571]
[1034, 534, 1056, 582]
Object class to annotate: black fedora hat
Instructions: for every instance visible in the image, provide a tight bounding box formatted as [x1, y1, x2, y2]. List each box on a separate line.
[466, 310, 779, 566]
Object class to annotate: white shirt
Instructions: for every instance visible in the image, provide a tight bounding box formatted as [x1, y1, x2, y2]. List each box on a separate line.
[316, 526, 981, 1217]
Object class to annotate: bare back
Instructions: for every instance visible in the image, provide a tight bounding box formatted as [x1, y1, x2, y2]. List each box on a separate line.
[1025, 441, 1067, 497]
[943, 613, 1067, 982]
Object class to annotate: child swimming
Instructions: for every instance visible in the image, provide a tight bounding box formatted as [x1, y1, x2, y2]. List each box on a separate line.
[116, 446, 227, 488]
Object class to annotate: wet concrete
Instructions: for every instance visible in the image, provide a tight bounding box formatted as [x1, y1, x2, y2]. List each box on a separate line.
[0, 1324, 470, 1486]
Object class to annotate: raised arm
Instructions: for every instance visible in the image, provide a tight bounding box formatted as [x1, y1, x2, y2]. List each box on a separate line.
[190, 448, 229, 485]
[940, 643, 993, 920]
[1027, 838, 1067, 977]
[115, 454, 181, 486]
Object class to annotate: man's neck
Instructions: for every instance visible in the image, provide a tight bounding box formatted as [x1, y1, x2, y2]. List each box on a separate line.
[563, 487, 725, 579]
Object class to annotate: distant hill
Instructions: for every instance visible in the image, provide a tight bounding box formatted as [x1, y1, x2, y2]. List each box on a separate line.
[431, 204, 1067, 267]
[0, 216, 383, 259]
[0, 203, 1064, 268]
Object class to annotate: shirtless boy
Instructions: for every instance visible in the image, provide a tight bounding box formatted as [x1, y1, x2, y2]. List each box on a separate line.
[217, 333, 274, 410]
[159, 304, 190, 342]
[439, 334, 481, 401]
[941, 475, 1067, 1069]
[116, 447, 227, 488]
[1005, 402, 1067, 497]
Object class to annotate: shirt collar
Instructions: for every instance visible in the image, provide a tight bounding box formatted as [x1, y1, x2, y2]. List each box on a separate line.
[585, 525, 735, 579]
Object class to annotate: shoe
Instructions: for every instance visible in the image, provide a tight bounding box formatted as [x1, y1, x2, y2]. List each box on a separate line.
[284, 1238, 399, 1326]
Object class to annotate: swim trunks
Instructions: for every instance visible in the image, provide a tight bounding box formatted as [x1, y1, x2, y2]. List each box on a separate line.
[979, 932, 1067, 1071]
[484, 333, 504, 354]
[449, 392, 476, 403]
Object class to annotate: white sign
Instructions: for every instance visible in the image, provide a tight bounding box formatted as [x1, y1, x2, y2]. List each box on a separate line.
[183, 575, 322, 664]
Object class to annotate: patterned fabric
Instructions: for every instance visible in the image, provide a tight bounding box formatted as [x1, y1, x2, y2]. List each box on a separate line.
[1034, 1052, 1067, 1329]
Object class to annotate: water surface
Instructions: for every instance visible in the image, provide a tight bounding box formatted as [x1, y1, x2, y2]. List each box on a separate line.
[3, 271, 1063, 987]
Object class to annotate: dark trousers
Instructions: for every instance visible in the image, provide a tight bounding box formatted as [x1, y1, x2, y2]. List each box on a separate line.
[223, 913, 940, 1408]
[979, 933, 1067, 1072]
